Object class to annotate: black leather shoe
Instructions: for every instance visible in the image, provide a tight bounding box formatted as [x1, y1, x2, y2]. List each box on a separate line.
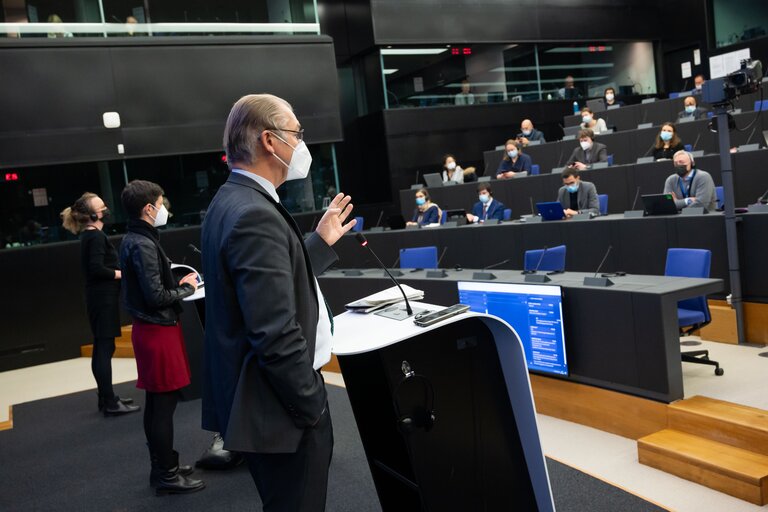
[98, 395, 135, 411]
[103, 400, 141, 417]
[152, 470, 205, 496]
[195, 433, 244, 470]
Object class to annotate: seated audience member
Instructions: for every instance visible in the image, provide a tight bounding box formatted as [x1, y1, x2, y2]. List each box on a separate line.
[678, 96, 708, 120]
[557, 168, 600, 217]
[517, 119, 546, 146]
[663, 150, 717, 211]
[496, 140, 532, 179]
[406, 188, 441, 227]
[566, 129, 608, 170]
[693, 74, 705, 93]
[603, 87, 625, 108]
[559, 75, 581, 100]
[455, 79, 475, 105]
[441, 154, 464, 184]
[652, 122, 685, 161]
[579, 107, 608, 135]
[466, 183, 506, 223]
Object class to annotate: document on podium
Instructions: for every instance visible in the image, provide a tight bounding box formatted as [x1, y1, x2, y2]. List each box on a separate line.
[344, 284, 424, 314]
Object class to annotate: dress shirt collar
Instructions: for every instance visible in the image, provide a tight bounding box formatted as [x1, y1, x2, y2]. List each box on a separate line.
[231, 168, 279, 203]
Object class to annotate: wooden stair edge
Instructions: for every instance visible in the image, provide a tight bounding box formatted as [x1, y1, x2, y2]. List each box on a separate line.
[669, 396, 768, 443]
[638, 430, 768, 484]
[0, 406, 13, 431]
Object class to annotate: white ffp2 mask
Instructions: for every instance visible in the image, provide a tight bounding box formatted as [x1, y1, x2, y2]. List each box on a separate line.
[271, 132, 312, 181]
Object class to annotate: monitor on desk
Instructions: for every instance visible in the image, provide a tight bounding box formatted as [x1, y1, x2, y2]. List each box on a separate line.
[458, 281, 568, 376]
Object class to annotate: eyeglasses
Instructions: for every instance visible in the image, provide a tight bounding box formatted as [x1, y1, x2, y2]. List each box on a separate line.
[267, 126, 304, 142]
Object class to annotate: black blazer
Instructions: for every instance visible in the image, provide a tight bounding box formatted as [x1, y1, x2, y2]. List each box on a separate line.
[201, 172, 337, 453]
[566, 142, 608, 167]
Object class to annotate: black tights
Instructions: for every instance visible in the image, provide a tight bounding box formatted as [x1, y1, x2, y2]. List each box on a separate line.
[144, 390, 180, 468]
[91, 337, 116, 402]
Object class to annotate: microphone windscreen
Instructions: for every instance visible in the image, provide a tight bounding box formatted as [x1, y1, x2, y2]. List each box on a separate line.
[355, 233, 367, 246]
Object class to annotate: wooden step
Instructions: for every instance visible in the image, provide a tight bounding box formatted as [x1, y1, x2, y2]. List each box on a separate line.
[638, 429, 768, 505]
[80, 325, 134, 358]
[669, 396, 768, 456]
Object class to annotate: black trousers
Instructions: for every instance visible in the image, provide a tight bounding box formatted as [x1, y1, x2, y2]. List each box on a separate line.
[245, 404, 334, 512]
[91, 337, 116, 402]
[144, 390, 180, 468]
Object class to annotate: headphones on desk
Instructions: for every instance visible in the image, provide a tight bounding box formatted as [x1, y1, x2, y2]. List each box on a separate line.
[392, 360, 436, 434]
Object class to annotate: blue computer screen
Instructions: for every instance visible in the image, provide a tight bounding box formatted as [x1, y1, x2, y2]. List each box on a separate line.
[457, 281, 568, 376]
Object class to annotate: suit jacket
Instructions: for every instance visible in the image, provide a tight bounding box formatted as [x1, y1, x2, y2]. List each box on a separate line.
[677, 107, 708, 121]
[201, 172, 337, 453]
[471, 198, 506, 221]
[566, 142, 608, 167]
[557, 181, 600, 215]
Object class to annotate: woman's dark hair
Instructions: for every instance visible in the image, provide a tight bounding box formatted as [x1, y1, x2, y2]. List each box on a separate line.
[121, 180, 164, 219]
[416, 187, 431, 201]
[60, 192, 97, 235]
[604, 87, 616, 96]
[654, 122, 682, 149]
[442, 153, 456, 169]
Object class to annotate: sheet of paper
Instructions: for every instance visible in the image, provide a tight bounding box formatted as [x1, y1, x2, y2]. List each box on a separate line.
[681, 61, 692, 79]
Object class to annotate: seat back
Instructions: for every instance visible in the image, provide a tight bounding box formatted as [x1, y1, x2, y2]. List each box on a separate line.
[598, 194, 608, 216]
[400, 246, 439, 269]
[352, 216, 364, 232]
[755, 99, 768, 112]
[715, 186, 724, 210]
[440, 210, 447, 225]
[665, 248, 711, 322]
[503, 208, 512, 221]
[607, 154, 614, 166]
[531, 164, 540, 176]
[524, 245, 566, 272]
[684, 144, 693, 152]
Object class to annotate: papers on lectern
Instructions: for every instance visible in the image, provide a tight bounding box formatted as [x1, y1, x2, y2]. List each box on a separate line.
[344, 285, 425, 314]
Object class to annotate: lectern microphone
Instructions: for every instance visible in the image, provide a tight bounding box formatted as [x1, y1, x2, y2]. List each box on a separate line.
[473, 258, 510, 280]
[356, 233, 413, 316]
[584, 245, 614, 287]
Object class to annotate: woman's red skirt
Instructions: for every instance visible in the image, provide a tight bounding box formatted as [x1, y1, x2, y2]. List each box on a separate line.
[131, 319, 191, 392]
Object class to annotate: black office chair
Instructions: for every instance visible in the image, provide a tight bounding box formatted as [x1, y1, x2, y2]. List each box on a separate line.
[665, 248, 723, 376]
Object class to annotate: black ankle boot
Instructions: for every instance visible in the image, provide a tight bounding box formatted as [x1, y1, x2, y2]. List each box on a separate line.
[173, 450, 194, 476]
[150, 453, 205, 496]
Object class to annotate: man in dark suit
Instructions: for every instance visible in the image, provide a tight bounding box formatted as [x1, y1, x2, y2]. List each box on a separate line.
[557, 168, 600, 217]
[566, 128, 608, 170]
[677, 95, 708, 121]
[201, 94, 357, 512]
[466, 182, 506, 223]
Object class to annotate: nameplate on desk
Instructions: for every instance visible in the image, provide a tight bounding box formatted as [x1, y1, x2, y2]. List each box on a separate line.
[410, 184, 422, 190]
[636, 156, 654, 164]
[583, 276, 614, 287]
[527, 139, 542, 146]
[524, 273, 551, 283]
[472, 271, 497, 280]
[607, 104, 621, 110]
[747, 203, 768, 213]
[406, 224, 419, 230]
[442, 221, 458, 228]
[681, 207, 707, 216]
[426, 269, 448, 278]
[571, 213, 593, 221]
[637, 122, 653, 129]
[342, 270, 364, 276]
[522, 215, 543, 223]
[478, 176, 491, 182]
[738, 143, 760, 152]
[368, 227, 385, 232]
[591, 162, 609, 169]
[443, 181, 457, 186]
[623, 210, 645, 218]
[482, 219, 500, 225]
[385, 269, 404, 277]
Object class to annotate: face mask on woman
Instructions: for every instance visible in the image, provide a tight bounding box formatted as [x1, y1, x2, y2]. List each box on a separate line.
[582, 115, 593, 124]
[685, 105, 696, 114]
[446, 161, 456, 170]
[507, 149, 518, 159]
[415, 197, 426, 206]
[605, 93, 614, 102]
[660, 131, 673, 142]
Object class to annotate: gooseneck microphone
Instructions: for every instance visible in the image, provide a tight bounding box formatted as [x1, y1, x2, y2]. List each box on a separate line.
[472, 258, 510, 281]
[483, 258, 510, 271]
[584, 245, 614, 287]
[188, 243, 202, 254]
[356, 233, 413, 315]
[691, 132, 701, 151]
[522, 246, 548, 275]
[631, 187, 641, 211]
[374, 210, 384, 228]
[593, 245, 613, 277]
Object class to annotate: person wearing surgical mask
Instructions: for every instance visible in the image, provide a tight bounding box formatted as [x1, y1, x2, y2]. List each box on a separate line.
[496, 139, 532, 179]
[119, 179, 203, 496]
[441, 154, 464, 184]
[603, 87, 624, 108]
[557, 168, 600, 217]
[579, 107, 608, 134]
[467, 183, 506, 223]
[693, 74, 705, 94]
[516, 119, 546, 146]
[652, 122, 685, 161]
[663, 150, 717, 211]
[407, 188, 441, 226]
[566, 129, 608, 170]
[678, 96, 708, 121]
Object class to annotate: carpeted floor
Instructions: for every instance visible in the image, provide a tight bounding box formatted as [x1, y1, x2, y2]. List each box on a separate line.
[0, 381, 667, 511]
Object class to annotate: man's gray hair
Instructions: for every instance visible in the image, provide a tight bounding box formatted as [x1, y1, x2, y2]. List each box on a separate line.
[673, 149, 695, 166]
[223, 94, 293, 168]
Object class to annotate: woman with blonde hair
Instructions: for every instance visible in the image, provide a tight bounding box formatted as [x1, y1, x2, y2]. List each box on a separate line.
[61, 192, 139, 416]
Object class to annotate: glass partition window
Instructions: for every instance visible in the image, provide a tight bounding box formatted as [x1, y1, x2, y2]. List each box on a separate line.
[713, 0, 768, 48]
[0, 142, 337, 248]
[0, 0, 319, 37]
[381, 42, 657, 109]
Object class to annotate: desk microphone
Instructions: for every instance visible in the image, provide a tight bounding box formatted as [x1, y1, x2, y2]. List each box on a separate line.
[522, 246, 547, 275]
[188, 243, 202, 255]
[631, 187, 641, 210]
[641, 107, 649, 125]
[556, 144, 566, 168]
[436, 247, 448, 268]
[415, 170, 420, 185]
[355, 233, 413, 316]
[691, 132, 701, 151]
[584, 245, 614, 287]
[473, 258, 510, 281]
[745, 126, 758, 146]
[374, 210, 384, 228]
[641, 139, 656, 157]
[530, 197, 536, 216]
[424, 247, 449, 278]
[680, 78, 689, 93]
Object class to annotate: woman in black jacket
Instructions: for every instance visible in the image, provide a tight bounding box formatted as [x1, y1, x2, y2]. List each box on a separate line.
[61, 193, 140, 416]
[119, 180, 204, 496]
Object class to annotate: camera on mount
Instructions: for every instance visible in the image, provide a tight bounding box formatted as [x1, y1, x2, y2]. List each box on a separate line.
[702, 59, 763, 106]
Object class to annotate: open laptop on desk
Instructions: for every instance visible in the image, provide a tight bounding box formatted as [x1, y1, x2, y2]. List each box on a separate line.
[423, 173, 443, 188]
[444, 209, 468, 226]
[562, 125, 581, 138]
[642, 194, 678, 216]
[586, 98, 606, 113]
[536, 202, 566, 221]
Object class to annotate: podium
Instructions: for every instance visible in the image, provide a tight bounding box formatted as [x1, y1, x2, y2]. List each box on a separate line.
[333, 303, 554, 511]
[171, 264, 206, 401]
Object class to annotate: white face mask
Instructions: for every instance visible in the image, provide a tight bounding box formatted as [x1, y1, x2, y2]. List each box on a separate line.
[148, 204, 169, 228]
[270, 132, 312, 181]
[582, 115, 593, 124]
[580, 140, 592, 151]
[605, 93, 614, 102]
[507, 149, 518, 159]
[446, 161, 456, 170]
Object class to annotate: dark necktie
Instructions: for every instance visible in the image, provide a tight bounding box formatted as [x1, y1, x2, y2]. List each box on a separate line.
[483, 204, 488, 220]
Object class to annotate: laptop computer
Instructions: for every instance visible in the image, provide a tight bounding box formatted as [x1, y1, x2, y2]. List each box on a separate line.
[387, 214, 406, 230]
[563, 125, 581, 137]
[536, 201, 566, 221]
[444, 208, 467, 226]
[642, 194, 679, 216]
[423, 173, 443, 188]
[586, 98, 606, 113]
